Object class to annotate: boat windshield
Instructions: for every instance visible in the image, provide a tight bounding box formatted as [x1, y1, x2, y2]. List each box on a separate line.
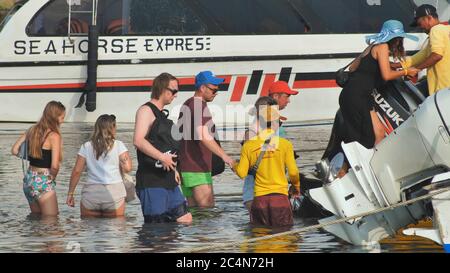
[0, 0, 28, 33]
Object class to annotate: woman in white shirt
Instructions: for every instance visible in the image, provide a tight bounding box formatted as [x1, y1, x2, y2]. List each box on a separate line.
[66, 114, 132, 217]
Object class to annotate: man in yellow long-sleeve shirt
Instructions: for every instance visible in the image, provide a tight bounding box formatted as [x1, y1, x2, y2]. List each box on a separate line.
[400, 4, 450, 95]
[233, 105, 300, 227]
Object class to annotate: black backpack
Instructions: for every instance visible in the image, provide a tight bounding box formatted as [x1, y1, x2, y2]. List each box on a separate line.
[137, 102, 180, 170]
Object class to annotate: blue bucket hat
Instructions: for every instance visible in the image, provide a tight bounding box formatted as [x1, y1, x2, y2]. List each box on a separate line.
[195, 71, 224, 89]
[365, 20, 419, 45]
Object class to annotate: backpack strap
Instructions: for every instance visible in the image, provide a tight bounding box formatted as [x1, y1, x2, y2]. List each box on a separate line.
[144, 102, 169, 119]
[247, 133, 275, 177]
[343, 43, 375, 72]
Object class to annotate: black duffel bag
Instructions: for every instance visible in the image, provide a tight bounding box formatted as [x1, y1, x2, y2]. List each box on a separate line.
[211, 135, 225, 176]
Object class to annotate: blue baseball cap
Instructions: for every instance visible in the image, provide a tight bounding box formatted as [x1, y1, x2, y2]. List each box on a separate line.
[195, 71, 224, 89]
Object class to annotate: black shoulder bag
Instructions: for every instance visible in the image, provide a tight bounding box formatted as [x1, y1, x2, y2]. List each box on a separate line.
[211, 136, 225, 176]
[336, 44, 374, 88]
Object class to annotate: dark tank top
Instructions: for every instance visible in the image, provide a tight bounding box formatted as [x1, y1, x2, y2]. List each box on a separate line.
[29, 149, 52, 168]
[28, 131, 53, 169]
[347, 49, 383, 94]
[136, 102, 178, 190]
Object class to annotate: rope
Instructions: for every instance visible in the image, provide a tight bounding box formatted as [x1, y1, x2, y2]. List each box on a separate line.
[227, 148, 326, 157]
[171, 187, 450, 253]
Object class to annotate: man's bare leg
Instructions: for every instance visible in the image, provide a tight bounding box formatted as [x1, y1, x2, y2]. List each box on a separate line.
[192, 184, 215, 208]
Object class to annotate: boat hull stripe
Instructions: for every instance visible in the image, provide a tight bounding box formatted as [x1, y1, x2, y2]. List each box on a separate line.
[230, 76, 248, 102]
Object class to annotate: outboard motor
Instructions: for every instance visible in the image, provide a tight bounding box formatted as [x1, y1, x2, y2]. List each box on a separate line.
[309, 87, 450, 246]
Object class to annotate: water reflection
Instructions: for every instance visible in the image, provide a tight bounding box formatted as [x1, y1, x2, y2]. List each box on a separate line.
[240, 226, 299, 253]
[0, 123, 444, 253]
[137, 223, 181, 252]
[22, 214, 66, 253]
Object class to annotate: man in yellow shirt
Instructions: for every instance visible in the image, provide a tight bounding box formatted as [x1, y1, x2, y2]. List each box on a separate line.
[233, 105, 300, 227]
[401, 4, 450, 95]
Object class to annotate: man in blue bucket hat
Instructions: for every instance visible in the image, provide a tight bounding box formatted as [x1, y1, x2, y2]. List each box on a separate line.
[394, 4, 450, 95]
[177, 71, 235, 207]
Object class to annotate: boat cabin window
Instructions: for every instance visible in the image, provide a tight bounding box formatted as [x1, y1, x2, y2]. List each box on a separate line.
[119, 0, 207, 35]
[193, 0, 310, 34]
[28, 0, 93, 36]
[27, 0, 418, 36]
[100, 0, 309, 35]
[289, 0, 416, 34]
[0, 0, 28, 33]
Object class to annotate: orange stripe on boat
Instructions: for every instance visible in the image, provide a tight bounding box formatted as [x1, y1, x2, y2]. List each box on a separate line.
[230, 76, 248, 102]
[260, 74, 276, 96]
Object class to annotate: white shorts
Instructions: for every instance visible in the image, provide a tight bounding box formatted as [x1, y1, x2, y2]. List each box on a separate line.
[81, 182, 126, 211]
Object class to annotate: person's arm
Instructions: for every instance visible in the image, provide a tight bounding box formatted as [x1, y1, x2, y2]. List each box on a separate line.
[409, 27, 445, 71]
[233, 144, 250, 179]
[11, 133, 26, 156]
[66, 155, 86, 207]
[402, 46, 429, 69]
[119, 151, 132, 173]
[133, 105, 177, 171]
[285, 141, 300, 195]
[197, 125, 235, 167]
[415, 52, 443, 70]
[376, 44, 418, 81]
[49, 132, 62, 179]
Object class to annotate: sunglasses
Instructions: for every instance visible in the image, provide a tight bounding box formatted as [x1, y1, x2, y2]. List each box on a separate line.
[205, 85, 219, 94]
[166, 88, 179, 95]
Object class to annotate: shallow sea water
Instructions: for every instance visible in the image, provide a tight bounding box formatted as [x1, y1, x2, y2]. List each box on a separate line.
[0, 122, 443, 253]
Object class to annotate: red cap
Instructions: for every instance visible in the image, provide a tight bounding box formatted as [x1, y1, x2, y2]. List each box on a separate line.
[268, 81, 299, 95]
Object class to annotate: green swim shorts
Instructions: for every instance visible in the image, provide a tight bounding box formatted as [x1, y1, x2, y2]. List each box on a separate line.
[180, 172, 213, 198]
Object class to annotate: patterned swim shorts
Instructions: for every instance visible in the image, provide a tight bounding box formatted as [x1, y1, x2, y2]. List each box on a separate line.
[23, 169, 56, 204]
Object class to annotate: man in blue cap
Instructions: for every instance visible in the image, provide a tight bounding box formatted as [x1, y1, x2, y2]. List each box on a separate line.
[395, 4, 450, 95]
[177, 71, 235, 207]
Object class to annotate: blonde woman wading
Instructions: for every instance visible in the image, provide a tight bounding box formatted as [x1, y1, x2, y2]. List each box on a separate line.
[66, 114, 132, 217]
[11, 101, 66, 216]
